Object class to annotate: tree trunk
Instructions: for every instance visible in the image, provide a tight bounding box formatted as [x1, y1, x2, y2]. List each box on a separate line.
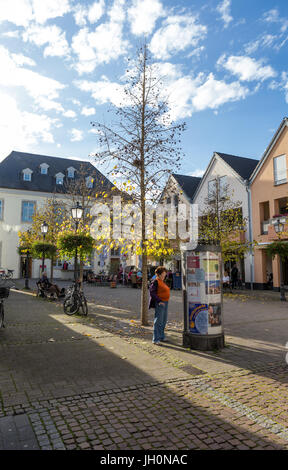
[79, 259, 84, 288]
[140, 44, 149, 326]
[50, 256, 54, 282]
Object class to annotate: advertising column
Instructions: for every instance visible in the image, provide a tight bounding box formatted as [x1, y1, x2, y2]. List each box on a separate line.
[182, 245, 225, 351]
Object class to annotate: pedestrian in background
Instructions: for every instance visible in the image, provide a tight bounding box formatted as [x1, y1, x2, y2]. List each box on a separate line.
[149, 266, 170, 345]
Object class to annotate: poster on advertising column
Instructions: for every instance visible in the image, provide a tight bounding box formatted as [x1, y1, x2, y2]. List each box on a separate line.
[187, 250, 223, 335]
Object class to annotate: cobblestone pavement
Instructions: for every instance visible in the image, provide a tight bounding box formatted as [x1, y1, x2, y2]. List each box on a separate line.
[0, 286, 288, 450]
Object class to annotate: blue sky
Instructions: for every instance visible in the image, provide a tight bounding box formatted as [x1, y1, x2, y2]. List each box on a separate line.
[1, 0, 288, 180]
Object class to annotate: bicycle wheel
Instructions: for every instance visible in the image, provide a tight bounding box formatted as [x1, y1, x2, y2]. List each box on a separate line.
[63, 296, 79, 315]
[0, 302, 4, 329]
[80, 296, 88, 316]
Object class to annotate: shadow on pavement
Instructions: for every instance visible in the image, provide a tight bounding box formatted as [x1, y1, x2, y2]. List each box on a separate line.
[0, 290, 286, 450]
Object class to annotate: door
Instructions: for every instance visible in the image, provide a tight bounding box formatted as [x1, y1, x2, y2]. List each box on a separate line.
[283, 259, 288, 286]
[20, 256, 32, 278]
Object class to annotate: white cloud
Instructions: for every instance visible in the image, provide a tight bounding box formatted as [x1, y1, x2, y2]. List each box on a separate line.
[128, 0, 164, 36]
[0, 46, 66, 112]
[191, 73, 248, 112]
[70, 128, 84, 142]
[189, 169, 205, 177]
[22, 24, 70, 58]
[0, 0, 71, 27]
[75, 78, 127, 107]
[63, 110, 77, 118]
[262, 8, 288, 33]
[35, 97, 64, 113]
[76, 65, 249, 122]
[72, 18, 129, 74]
[11, 53, 36, 67]
[0, 0, 32, 27]
[271, 71, 288, 104]
[88, 0, 105, 23]
[81, 106, 96, 116]
[149, 15, 207, 60]
[0, 91, 58, 161]
[218, 55, 277, 82]
[1, 30, 20, 38]
[31, 0, 71, 24]
[216, 0, 233, 28]
[73, 0, 105, 26]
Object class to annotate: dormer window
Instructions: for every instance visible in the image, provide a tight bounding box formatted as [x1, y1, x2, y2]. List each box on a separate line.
[55, 172, 64, 185]
[67, 167, 76, 178]
[23, 168, 33, 182]
[86, 176, 93, 189]
[40, 163, 49, 175]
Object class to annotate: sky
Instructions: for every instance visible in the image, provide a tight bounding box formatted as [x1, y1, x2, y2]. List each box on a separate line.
[1, 0, 288, 180]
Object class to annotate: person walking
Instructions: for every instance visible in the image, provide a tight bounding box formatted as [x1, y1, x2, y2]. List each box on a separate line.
[231, 264, 238, 289]
[149, 266, 170, 345]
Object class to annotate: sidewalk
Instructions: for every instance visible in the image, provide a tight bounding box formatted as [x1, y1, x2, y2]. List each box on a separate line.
[0, 288, 287, 450]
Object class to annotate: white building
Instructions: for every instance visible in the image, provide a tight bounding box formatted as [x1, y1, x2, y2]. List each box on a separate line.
[0, 151, 132, 279]
[192, 152, 259, 285]
[159, 173, 201, 271]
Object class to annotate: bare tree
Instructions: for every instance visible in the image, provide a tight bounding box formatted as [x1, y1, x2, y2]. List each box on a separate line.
[91, 43, 186, 325]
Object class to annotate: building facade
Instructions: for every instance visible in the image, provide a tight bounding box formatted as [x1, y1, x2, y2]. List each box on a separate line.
[0, 151, 133, 279]
[250, 117, 288, 290]
[189, 152, 258, 284]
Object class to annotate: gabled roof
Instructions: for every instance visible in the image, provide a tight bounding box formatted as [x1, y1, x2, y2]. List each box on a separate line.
[172, 174, 201, 201]
[215, 152, 259, 181]
[0, 150, 114, 194]
[249, 117, 288, 183]
[192, 151, 259, 202]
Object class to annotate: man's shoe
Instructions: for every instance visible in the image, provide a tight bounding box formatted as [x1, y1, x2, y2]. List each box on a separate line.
[152, 341, 161, 345]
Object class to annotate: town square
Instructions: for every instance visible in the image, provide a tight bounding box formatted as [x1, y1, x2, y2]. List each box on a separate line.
[0, 0, 288, 457]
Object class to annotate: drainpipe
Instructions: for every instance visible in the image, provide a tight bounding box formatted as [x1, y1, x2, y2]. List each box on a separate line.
[245, 179, 254, 290]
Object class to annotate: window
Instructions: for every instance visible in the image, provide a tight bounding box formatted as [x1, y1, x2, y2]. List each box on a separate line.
[0, 200, 3, 220]
[219, 176, 227, 198]
[23, 168, 32, 181]
[86, 176, 93, 188]
[67, 167, 76, 178]
[55, 172, 64, 185]
[21, 201, 36, 222]
[274, 155, 287, 185]
[166, 197, 171, 204]
[174, 195, 179, 207]
[208, 179, 216, 201]
[40, 163, 49, 175]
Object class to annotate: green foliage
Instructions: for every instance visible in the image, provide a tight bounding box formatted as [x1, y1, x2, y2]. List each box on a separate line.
[57, 232, 95, 260]
[266, 241, 288, 260]
[17, 245, 32, 256]
[32, 242, 57, 259]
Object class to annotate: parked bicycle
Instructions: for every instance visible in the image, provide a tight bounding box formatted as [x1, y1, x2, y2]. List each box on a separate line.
[0, 269, 14, 280]
[63, 281, 88, 316]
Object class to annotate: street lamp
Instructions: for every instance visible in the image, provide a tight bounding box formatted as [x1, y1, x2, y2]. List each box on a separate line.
[41, 221, 48, 274]
[25, 230, 31, 289]
[71, 202, 83, 281]
[272, 217, 286, 301]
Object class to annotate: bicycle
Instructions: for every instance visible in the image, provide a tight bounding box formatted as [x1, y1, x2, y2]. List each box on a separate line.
[0, 286, 10, 329]
[63, 281, 88, 316]
[0, 269, 14, 280]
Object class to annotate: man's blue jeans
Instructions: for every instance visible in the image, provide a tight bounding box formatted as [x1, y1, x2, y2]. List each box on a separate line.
[153, 301, 168, 342]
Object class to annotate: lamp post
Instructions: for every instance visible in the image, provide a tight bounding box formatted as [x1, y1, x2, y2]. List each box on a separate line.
[272, 217, 286, 301]
[24, 249, 30, 289]
[41, 221, 48, 274]
[71, 202, 83, 281]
